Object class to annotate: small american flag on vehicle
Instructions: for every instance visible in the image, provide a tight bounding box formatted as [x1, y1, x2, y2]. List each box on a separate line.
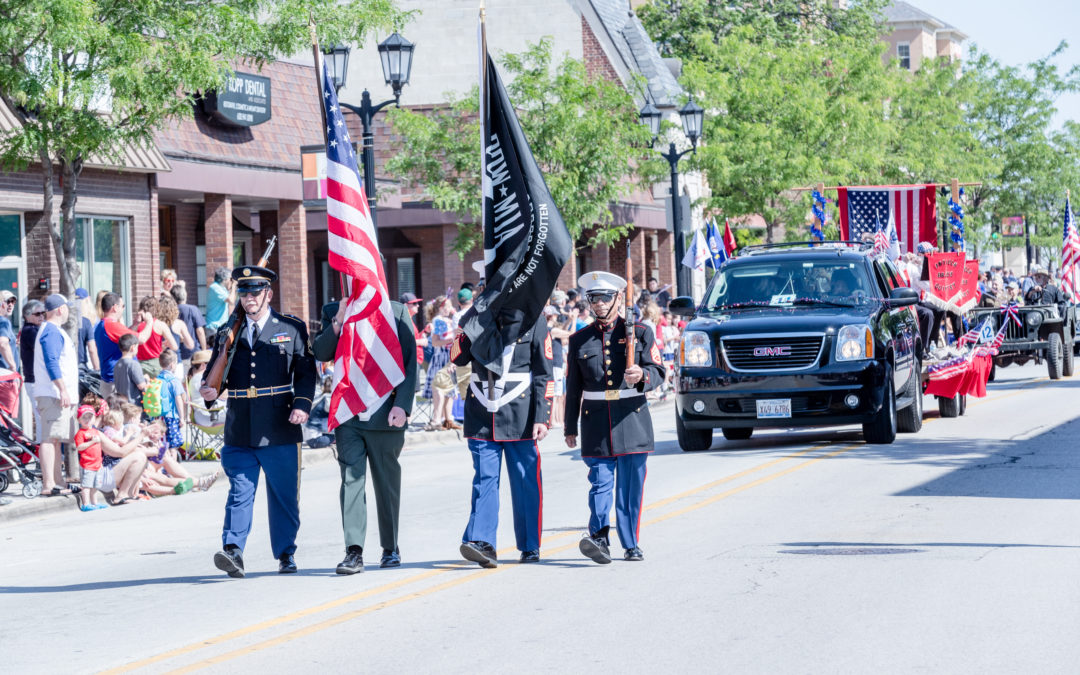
[1062, 194, 1080, 300]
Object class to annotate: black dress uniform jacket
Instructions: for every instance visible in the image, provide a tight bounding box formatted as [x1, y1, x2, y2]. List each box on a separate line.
[564, 316, 666, 457]
[311, 301, 418, 429]
[450, 309, 553, 441]
[207, 309, 317, 447]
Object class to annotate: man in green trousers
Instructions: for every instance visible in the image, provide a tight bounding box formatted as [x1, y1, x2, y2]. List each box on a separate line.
[313, 298, 417, 573]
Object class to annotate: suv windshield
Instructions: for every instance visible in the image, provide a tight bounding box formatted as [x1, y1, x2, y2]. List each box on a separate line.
[703, 259, 875, 311]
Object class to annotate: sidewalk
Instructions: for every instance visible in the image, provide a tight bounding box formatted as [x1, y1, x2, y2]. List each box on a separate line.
[0, 424, 466, 524]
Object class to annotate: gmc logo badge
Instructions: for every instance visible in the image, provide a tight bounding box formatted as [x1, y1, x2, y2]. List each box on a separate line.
[753, 346, 791, 357]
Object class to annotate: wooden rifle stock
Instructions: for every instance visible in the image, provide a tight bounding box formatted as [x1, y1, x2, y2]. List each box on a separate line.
[203, 236, 278, 397]
[625, 240, 635, 369]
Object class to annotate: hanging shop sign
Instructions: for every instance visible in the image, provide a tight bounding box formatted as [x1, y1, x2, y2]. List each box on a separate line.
[202, 72, 271, 127]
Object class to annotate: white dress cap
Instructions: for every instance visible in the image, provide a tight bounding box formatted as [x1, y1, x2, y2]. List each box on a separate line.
[578, 271, 627, 293]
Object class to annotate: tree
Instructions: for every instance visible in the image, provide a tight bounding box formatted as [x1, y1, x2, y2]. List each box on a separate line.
[0, 0, 407, 303]
[385, 38, 662, 255]
[676, 24, 894, 243]
[638, 0, 887, 59]
[960, 44, 1080, 253]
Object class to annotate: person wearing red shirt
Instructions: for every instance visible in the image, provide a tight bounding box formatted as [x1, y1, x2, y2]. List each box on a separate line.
[73, 406, 106, 511]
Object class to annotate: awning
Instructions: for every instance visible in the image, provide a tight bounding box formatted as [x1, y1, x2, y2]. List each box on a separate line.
[0, 101, 170, 174]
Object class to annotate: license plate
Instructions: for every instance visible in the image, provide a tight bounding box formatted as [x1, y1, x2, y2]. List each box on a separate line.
[756, 399, 792, 419]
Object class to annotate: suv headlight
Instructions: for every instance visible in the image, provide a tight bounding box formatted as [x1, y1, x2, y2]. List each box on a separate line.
[835, 324, 874, 362]
[1026, 312, 1043, 327]
[681, 331, 713, 367]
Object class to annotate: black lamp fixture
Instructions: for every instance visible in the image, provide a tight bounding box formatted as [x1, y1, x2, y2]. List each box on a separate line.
[679, 97, 704, 147]
[320, 33, 415, 233]
[637, 92, 706, 298]
[638, 97, 662, 140]
[323, 44, 350, 92]
[378, 32, 415, 99]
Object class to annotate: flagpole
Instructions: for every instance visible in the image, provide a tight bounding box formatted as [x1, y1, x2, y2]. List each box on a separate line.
[478, 1, 497, 401]
[310, 20, 329, 147]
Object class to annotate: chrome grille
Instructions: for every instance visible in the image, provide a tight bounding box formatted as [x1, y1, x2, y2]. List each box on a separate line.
[722, 335, 825, 372]
[1005, 317, 1026, 340]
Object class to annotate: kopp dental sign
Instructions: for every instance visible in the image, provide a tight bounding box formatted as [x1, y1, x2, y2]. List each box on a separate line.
[202, 72, 271, 127]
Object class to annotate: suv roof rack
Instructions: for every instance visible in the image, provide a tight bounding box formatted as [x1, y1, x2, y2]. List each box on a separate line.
[739, 240, 873, 256]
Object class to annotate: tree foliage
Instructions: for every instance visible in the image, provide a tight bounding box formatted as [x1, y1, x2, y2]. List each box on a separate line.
[0, 0, 409, 300]
[386, 38, 662, 255]
[638, 0, 1080, 257]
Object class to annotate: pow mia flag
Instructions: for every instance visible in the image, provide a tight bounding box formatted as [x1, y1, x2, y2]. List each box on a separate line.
[463, 33, 571, 377]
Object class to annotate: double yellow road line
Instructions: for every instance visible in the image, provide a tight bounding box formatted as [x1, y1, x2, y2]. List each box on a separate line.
[108, 375, 1053, 673]
[103, 440, 858, 674]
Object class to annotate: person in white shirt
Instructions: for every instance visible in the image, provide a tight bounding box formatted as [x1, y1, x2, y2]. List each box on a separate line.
[34, 294, 80, 495]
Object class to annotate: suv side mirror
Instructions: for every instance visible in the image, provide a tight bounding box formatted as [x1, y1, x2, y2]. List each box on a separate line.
[888, 287, 919, 307]
[668, 296, 696, 317]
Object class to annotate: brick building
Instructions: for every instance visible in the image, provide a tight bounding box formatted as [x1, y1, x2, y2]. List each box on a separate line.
[0, 102, 169, 324]
[1, 2, 704, 328]
[154, 60, 321, 323]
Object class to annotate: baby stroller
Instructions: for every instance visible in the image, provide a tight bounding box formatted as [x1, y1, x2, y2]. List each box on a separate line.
[79, 364, 104, 400]
[0, 368, 42, 498]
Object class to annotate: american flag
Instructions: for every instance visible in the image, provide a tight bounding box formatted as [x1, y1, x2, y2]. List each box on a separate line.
[873, 212, 889, 256]
[1062, 194, 1080, 300]
[838, 185, 938, 254]
[320, 59, 405, 431]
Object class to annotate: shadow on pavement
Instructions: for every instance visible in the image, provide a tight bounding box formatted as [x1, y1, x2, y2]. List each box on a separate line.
[0, 560, 487, 594]
[781, 540, 1080, 550]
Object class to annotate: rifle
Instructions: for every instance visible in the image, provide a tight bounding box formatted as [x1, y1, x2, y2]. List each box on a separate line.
[625, 240, 635, 369]
[203, 236, 278, 398]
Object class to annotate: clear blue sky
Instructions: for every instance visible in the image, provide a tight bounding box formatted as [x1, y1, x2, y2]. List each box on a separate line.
[926, 0, 1079, 128]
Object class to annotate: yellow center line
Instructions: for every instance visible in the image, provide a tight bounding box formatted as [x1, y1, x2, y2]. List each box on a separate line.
[165, 533, 599, 675]
[644, 441, 835, 511]
[646, 443, 861, 526]
[108, 373, 1050, 675]
[104, 436, 844, 674]
[148, 442, 858, 673]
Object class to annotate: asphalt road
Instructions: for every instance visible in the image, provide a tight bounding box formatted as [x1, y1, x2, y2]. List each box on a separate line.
[4, 361, 1080, 674]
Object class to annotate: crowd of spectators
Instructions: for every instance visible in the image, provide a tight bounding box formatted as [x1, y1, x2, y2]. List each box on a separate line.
[0, 268, 218, 508]
[406, 275, 683, 433]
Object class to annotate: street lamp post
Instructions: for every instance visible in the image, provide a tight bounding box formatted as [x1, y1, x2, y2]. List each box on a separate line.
[639, 97, 704, 298]
[323, 33, 415, 231]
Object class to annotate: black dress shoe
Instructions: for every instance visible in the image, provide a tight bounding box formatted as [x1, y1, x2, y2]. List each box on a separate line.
[278, 553, 298, 574]
[336, 548, 364, 575]
[579, 535, 612, 565]
[213, 547, 245, 578]
[460, 541, 498, 568]
[519, 550, 540, 563]
[624, 547, 644, 562]
[380, 549, 401, 568]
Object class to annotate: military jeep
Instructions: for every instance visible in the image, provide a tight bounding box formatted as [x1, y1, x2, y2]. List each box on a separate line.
[967, 303, 1078, 380]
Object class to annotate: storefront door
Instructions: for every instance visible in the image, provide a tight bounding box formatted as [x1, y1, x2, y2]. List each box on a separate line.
[0, 213, 26, 328]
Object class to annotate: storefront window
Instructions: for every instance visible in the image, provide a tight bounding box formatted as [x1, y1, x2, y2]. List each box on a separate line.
[0, 213, 23, 327]
[74, 216, 130, 316]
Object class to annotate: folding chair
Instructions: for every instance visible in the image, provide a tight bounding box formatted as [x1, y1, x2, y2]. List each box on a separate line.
[185, 398, 225, 461]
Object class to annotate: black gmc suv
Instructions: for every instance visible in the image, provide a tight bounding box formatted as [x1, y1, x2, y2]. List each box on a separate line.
[669, 242, 922, 450]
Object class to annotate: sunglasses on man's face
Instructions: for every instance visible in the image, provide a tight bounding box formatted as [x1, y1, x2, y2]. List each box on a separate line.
[586, 292, 617, 304]
[32, 311, 45, 317]
[238, 289, 265, 298]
